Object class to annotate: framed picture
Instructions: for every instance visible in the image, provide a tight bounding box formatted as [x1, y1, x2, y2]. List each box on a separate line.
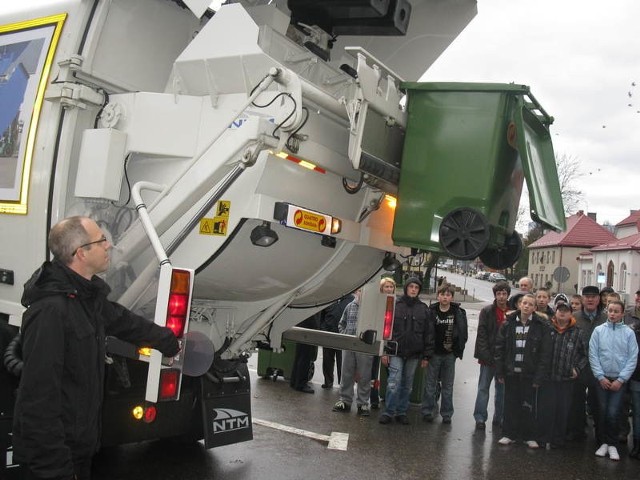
[0, 14, 66, 214]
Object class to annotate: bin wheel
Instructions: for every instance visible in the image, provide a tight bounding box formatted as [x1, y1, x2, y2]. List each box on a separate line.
[479, 231, 523, 270]
[439, 208, 490, 260]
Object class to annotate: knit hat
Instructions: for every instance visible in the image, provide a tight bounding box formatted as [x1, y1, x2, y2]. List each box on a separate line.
[554, 293, 569, 306]
[555, 302, 571, 312]
[404, 277, 422, 295]
[582, 285, 599, 296]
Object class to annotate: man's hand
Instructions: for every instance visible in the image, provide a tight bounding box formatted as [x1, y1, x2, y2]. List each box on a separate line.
[599, 378, 612, 390]
[497, 376, 505, 384]
[571, 368, 578, 379]
[420, 359, 428, 368]
[609, 380, 623, 392]
[381, 355, 389, 367]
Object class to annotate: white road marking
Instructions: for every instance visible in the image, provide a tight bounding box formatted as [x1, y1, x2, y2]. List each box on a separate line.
[252, 418, 349, 451]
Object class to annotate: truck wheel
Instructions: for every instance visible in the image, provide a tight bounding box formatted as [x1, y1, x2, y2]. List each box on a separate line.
[439, 208, 490, 260]
[479, 231, 523, 270]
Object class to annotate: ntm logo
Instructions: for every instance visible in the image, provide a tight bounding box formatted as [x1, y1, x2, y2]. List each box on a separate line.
[212, 408, 250, 434]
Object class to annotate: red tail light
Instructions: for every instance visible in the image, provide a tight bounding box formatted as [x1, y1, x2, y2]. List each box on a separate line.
[383, 296, 395, 340]
[143, 405, 157, 423]
[165, 269, 190, 338]
[159, 369, 180, 401]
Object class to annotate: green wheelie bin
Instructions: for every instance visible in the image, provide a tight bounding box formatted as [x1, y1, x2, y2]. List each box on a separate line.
[392, 82, 565, 269]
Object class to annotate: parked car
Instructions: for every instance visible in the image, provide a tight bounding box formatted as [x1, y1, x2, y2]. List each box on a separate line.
[475, 271, 489, 280]
[488, 272, 507, 282]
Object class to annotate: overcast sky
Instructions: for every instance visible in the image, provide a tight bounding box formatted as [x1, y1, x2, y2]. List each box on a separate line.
[422, 0, 640, 226]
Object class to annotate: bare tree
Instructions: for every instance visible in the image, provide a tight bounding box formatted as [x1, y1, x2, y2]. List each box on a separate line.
[555, 153, 584, 214]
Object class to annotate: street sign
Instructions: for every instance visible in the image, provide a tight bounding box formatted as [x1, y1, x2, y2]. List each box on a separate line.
[552, 266, 570, 283]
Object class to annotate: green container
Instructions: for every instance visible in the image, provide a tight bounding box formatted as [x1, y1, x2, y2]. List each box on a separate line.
[257, 340, 317, 381]
[392, 82, 565, 268]
[379, 364, 426, 405]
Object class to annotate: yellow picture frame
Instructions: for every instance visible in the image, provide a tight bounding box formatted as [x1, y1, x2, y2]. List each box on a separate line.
[0, 13, 66, 214]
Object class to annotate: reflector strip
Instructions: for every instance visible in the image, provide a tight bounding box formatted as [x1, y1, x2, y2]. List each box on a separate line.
[273, 151, 326, 174]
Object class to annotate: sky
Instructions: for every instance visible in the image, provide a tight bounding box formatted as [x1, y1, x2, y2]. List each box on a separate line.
[421, 0, 640, 226]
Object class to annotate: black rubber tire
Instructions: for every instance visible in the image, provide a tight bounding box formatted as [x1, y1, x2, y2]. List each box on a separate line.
[439, 208, 490, 260]
[479, 231, 524, 270]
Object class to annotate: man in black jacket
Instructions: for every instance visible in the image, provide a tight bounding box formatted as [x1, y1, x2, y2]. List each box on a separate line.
[472, 281, 510, 430]
[13, 216, 180, 480]
[421, 283, 468, 424]
[319, 294, 353, 389]
[379, 277, 434, 425]
[495, 293, 552, 449]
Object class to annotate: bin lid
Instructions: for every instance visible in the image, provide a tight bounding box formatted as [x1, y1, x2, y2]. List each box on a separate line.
[514, 97, 566, 232]
[401, 81, 531, 94]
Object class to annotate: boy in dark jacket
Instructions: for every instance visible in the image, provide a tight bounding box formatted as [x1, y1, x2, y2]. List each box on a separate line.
[421, 283, 468, 424]
[472, 281, 510, 429]
[495, 293, 552, 449]
[543, 303, 587, 448]
[379, 277, 434, 425]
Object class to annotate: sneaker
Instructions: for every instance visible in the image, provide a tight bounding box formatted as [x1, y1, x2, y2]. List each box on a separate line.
[442, 417, 452, 424]
[595, 443, 608, 457]
[498, 437, 516, 445]
[396, 415, 410, 425]
[526, 440, 539, 449]
[357, 405, 370, 417]
[378, 414, 392, 425]
[332, 400, 351, 413]
[475, 421, 486, 430]
[608, 445, 620, 461]
[370, 403, 380, 410]
[423, 414, 434, 423]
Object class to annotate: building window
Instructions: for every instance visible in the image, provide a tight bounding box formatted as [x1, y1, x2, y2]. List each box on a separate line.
[620, 263, 627, 292]
[606, 261, 614, 288]
[552, 251, 555, 263]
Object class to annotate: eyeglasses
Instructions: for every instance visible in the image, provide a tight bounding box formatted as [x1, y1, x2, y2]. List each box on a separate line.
[73, 236, 108, 255]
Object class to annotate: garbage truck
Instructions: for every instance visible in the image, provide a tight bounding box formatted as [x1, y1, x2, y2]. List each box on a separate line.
[0, 0, 566, 467]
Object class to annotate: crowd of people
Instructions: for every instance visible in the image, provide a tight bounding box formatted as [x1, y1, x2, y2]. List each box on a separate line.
[311, 275, 640, 462]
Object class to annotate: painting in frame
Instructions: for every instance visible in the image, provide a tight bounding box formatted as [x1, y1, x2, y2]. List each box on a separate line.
[0, 13, 66, 214]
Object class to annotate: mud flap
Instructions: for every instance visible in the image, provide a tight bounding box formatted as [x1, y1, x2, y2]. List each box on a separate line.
[201, 363, 253, 449]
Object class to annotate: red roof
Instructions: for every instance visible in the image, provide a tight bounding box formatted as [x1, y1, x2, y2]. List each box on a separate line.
[529, 211, 617, 248]
[615, 210, 640, 227]
[591, 232, 640, 251]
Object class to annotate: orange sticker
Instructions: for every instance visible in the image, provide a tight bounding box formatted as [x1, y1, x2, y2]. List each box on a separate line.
[293, 209, 327, 233]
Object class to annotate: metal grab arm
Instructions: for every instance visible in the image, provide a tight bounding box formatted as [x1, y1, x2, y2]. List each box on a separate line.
[131, 181, 170, 265]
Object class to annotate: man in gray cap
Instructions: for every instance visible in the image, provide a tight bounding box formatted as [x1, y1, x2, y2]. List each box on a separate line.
[569, 285, 607, 442]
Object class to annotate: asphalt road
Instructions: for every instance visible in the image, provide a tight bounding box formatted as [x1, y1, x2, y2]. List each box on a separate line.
[92, 291, 640, 480]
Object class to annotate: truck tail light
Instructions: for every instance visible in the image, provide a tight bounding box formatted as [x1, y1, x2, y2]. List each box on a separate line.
[145, 265, 194, 403]
[159, 369, 180, 401]
[165, 269, 191, 338]
[383, 296, 394, 340]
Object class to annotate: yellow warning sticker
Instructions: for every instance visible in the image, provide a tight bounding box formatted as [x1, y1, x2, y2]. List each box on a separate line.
[212, 217, 228, 236]
[199, 218, 215, 235]
[217, 200, 231, 218]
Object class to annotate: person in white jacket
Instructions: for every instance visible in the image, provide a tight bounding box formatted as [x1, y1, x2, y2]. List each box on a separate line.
[589, 300, 639, 461]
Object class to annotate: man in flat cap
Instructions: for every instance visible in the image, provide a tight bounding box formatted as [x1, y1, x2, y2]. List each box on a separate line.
[568, 286, 608, 443]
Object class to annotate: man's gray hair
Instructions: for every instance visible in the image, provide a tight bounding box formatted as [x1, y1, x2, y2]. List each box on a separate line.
[48, 216, 91, 265]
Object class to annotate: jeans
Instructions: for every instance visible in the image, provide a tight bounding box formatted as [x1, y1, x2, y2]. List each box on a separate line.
[422, 353, 456, 419]
[383, 356, 419, 417]
[472, 364, 504, 423]
[340, 350, 373, 406]
[630, 379, 640, 440]
[594, 381, 626, 445]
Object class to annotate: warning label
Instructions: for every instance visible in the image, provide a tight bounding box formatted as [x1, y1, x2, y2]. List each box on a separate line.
[200, 200, 231, 236]
[200, 218, 215, 235]
[293, 209, 327, 233]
